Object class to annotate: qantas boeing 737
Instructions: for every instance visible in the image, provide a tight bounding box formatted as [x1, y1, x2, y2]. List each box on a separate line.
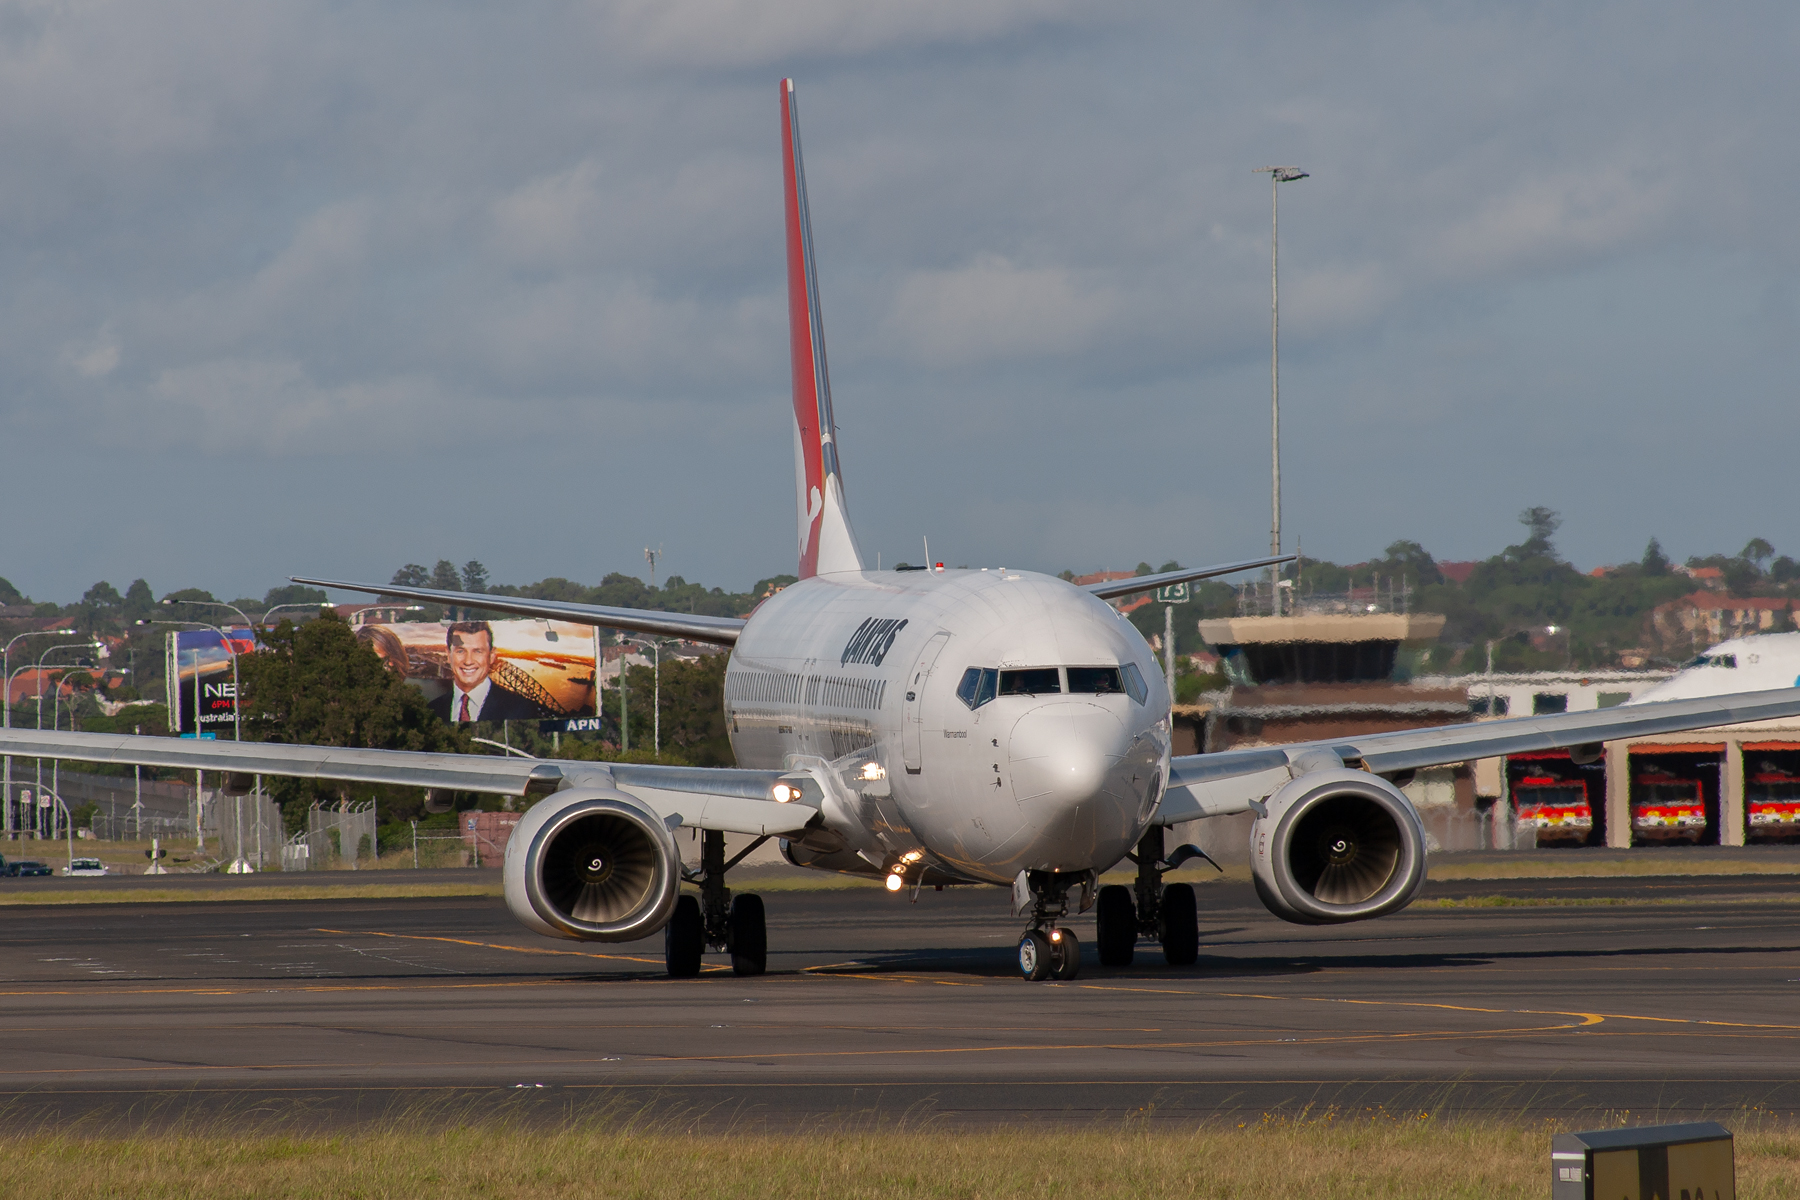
[10, 80, 1800, 981]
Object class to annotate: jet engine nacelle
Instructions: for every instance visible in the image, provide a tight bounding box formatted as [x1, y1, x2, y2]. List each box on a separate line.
[503, 788, 680, 942]
[1249, 768, 1427, 925]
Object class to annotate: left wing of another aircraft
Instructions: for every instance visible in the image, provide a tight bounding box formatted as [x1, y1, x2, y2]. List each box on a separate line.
[1084, 555, 1296, 600]
[290, 576, 746, 645]
[1160, 685, 1800, 821]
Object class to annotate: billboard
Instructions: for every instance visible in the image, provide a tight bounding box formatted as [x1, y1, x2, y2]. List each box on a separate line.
[167, 627, 256, 736]
[355, 619, 598, 723]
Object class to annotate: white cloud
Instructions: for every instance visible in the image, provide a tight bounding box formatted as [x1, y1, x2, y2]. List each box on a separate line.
[139, 358, 439, 455]
[1426, 159, 1677, 277]
[63, 327, 120, 378]
[490, 161, 604, 268]
[881, 254, 1120, 368]
[590, 0, 1088, 66]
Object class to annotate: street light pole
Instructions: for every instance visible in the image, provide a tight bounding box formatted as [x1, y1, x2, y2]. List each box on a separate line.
[650, 638, 661, 757]
[259, 602, 333, 628]
[1253, 165, 1308, 566]
[30, 642, 99, 841]
[3, 630, 79, 840]
[618, 632, 630, 754]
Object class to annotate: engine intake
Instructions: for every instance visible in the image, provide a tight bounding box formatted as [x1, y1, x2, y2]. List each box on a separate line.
[1250, 768, 1426, 925]
[503, 789, 680, 941]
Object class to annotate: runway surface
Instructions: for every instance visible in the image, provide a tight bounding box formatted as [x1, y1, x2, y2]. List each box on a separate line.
[4, 867, 1800, 1128]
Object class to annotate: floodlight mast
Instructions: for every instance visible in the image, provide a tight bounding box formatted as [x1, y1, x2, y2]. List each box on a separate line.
[3, 629, 80, 840]
[1253, 165, 1308, 576]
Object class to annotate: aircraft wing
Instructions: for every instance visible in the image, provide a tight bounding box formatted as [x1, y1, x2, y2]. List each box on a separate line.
[1158, 685, 1800, 823]
[0, 729, 809, 838]
[291, 576, 746, 646]
[1084, 555, 1297, 600]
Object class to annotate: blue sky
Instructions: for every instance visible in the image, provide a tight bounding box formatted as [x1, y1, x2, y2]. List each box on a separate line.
[1, 1, 1795, 602]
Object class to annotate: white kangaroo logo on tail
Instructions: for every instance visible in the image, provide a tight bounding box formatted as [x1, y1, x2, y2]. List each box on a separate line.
[801, 484, 822, 554]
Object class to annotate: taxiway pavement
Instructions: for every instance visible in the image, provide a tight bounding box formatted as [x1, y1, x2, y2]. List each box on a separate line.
[3, 867, 1799, 1128]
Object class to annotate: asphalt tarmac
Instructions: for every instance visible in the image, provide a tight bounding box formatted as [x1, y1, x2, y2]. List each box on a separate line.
[4, 866, 1800, 1129]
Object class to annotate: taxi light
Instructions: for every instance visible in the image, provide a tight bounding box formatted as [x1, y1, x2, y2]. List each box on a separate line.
[861, 762, 886, 781]
[1049, 929, 1062, 943]
[772, 783, 796, 803]
[901, 850, 922, 863]
[885, 873, 903, 892]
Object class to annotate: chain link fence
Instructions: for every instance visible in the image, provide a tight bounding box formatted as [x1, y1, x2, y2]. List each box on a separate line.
[213, 791, 285, 871]
[281, 801, 376, 871]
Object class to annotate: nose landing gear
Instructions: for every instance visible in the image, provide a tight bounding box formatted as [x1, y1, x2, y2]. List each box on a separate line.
[1017, 926, 1081, 981]
[1014, 870, 1091, 980]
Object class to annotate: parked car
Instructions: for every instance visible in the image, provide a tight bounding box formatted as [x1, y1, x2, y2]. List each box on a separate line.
[8, 861, 51, 877]
[63, 858, 107, 877]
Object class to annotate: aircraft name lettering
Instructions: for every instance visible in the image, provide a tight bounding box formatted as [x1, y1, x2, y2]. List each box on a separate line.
[841, 617, 908, 667]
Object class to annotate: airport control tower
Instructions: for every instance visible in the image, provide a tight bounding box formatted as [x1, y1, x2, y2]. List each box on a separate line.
[1196, 586, 1464, 751]
[1174, 583, 1480, 858]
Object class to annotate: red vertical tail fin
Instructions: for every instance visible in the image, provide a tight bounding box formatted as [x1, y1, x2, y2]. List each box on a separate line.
[782, 78, 864, 579]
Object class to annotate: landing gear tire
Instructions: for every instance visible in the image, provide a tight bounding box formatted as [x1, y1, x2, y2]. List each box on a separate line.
[1159, 882, 1198, 967]
[727, 893, 767, 977]
[1095, 884, 1136, 967]
[665, 894, 705, 978]
[1018, 930, 1055, 981]
[1052, 928, 1081, 980]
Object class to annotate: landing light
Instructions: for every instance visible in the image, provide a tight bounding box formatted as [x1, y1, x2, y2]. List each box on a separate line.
[885, 874, 903, 892]
[771, 783, 797, 803]
[901, 850, 922, 863]
[861, 762, 886, 781]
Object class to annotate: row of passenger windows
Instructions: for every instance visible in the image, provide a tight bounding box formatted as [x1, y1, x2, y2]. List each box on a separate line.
[955, 663, 1149, 709]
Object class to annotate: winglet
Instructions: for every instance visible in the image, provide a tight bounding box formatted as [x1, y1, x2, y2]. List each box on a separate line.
[782, 79, 864, 579]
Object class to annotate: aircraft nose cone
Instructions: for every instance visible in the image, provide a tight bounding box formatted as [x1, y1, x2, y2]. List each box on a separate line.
[1003, 700, 1149, 874]
[1008, 701, 1124, 808]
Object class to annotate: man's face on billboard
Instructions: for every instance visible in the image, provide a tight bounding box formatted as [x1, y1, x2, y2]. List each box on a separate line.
[448, 630, 497, 691]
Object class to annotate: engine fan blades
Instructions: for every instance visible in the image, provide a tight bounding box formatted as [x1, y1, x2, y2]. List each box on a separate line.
[1310, 839, 1399, 904]
[1290, 797, 1403, 906]
[568, 852, 656, 923]
[542, 813, 660, 924]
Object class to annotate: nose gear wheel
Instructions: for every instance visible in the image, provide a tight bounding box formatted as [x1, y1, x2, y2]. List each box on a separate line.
[1019, 930, 1054, 981]
[1014, 870, 1090, 981]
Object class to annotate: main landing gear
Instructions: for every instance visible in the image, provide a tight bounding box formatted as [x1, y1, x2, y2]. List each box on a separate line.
[1015, 870, 1088, 981]
[1094, 827, 1204, 969]
[665, 830, 769, 978]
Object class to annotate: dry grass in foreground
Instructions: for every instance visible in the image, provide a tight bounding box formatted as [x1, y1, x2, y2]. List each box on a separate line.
[4, 1117, 1799, 1199]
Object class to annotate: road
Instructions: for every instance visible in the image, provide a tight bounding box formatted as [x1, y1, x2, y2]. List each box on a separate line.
[2, 868, 1799, 1129]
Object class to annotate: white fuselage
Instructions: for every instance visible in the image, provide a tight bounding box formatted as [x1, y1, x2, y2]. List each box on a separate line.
[724, 568, 1173, 885]
[1628, 632, 1800, 705]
